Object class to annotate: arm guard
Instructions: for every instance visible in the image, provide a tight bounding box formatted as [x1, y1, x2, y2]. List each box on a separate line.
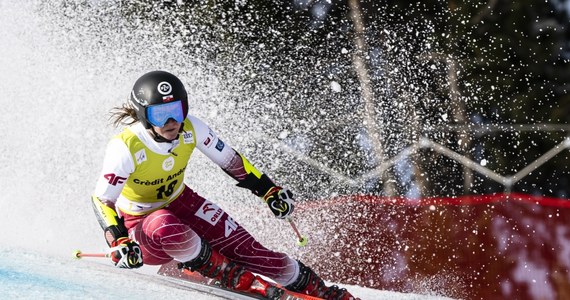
[91, 196, 128, 246]
[233, 153, 276, 197]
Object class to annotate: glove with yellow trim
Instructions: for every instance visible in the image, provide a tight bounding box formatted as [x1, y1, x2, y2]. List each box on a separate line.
[110, 237, 143, 269]
[263, 186, 295, 219]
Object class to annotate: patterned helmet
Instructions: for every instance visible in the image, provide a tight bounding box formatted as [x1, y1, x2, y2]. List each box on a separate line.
[129, 70, 189, 128]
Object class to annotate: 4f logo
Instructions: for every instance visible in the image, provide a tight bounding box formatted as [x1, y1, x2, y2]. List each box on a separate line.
[202, 203, 216, 214]
[104, 173, 126, 186]
[195, 200, 224, 226]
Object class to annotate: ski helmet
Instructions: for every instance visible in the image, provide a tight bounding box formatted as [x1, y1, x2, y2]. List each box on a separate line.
[129, 70, 189, 129]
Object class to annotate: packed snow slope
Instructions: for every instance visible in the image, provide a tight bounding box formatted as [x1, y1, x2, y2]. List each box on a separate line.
[0, 248, 455, 300]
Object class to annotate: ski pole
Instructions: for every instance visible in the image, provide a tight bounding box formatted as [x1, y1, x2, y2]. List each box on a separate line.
[287, 218, 308, 247]
[72, 249, 111, 259]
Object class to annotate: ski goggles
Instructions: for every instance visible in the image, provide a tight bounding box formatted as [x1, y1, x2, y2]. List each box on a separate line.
[146, 100, 185, 127]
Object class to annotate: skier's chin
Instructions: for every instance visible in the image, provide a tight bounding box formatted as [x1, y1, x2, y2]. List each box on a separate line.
[154, 122, 181, 141]
[160, 129, 179, 141]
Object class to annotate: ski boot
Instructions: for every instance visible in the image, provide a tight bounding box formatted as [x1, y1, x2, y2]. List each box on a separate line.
[178, 240, 254, 291]
[285, 261, 358, 300]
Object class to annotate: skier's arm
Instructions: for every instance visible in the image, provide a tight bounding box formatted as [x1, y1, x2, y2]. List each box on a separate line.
[91, 138, 142, 268]
[191, 116, 295, 218]
[92, 138, 132, 243]
[91, 196, 128, 246]
[226, 151, 296, 219]
[225, 151, 276, 195]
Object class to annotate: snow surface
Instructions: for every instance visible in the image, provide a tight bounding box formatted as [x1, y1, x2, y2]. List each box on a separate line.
[0, 248, 453, 300]
[0, 1, 454, 299]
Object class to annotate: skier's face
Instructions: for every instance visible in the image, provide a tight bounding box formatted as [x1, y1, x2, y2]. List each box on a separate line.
[153, 118, 181, 141]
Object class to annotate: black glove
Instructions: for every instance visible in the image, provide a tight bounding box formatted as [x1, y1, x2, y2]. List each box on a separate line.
[111, 237, 143, 269]
[263, 187, 295, 219]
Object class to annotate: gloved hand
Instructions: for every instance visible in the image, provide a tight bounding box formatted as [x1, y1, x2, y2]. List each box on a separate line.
[110, 237, 143, 269]
[263, 186, 295, 219]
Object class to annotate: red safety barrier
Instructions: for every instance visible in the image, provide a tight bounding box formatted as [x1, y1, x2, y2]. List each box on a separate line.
[294, 193, 570, 300]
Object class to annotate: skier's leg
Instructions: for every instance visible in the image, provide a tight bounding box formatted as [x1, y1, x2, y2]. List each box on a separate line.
[124, 208, 201, 265]
[168, 186, 298, 286]
[124, 208, 255, 291]
[178, 239, 255, 291]
[285, 261, 357, 300]
[169, 187, 358, 299]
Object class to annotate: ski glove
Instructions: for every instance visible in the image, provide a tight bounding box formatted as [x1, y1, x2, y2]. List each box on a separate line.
[111, 237, 143, 269]
[263, 186, 295, 219]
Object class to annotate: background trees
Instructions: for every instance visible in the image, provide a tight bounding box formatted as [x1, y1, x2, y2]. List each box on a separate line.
[116, 0, 569, 199]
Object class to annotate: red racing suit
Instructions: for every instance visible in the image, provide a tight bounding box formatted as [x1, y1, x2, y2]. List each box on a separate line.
[91, 115, 298, 285]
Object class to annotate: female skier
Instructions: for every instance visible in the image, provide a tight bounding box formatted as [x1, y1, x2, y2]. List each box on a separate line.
[91, 70, 356, 300]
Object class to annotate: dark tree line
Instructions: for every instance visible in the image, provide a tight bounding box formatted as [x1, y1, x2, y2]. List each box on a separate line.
[114, 0, 569, 198]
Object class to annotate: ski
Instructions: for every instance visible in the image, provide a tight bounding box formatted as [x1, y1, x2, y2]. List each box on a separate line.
[157, 262, 323, 300]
